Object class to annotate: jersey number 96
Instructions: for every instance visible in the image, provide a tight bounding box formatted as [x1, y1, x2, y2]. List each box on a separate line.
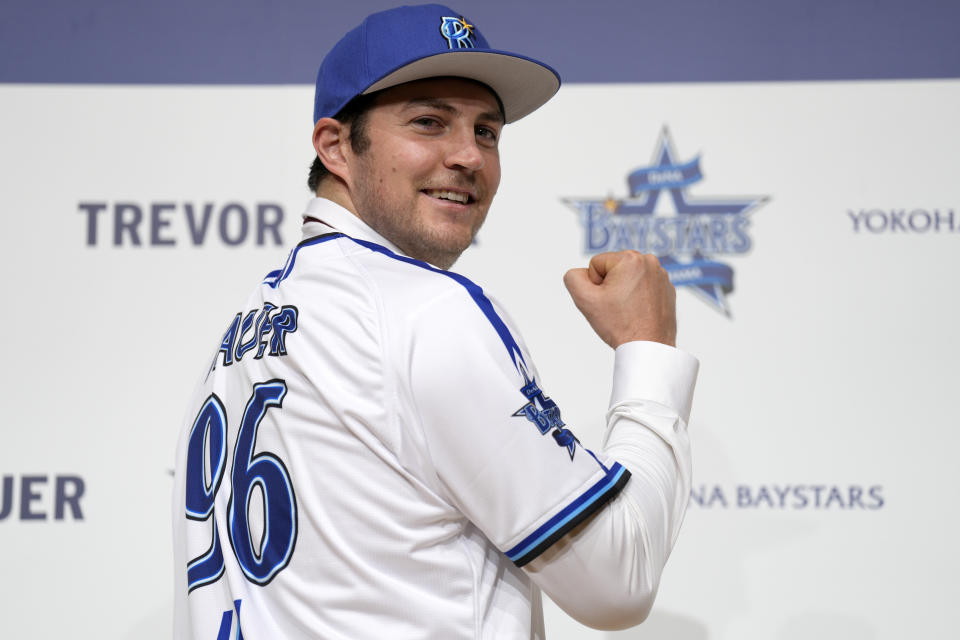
[184, 380, 298, 592]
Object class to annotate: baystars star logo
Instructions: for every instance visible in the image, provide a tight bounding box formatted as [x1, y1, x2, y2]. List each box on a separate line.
[563, 128, 769, 315]
[513, 371, 579, 460]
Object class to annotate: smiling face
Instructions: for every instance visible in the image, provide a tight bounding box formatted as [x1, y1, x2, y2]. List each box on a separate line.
[341, 77, 504, 269]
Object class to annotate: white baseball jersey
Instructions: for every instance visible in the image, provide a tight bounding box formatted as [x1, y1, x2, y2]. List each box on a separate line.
[172, 197, 697, 639]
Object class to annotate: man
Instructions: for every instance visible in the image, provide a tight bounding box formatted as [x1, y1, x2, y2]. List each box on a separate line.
[172, 5, 698, 639]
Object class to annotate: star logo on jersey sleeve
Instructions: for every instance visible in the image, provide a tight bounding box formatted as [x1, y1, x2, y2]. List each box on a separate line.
[513, 372, 579, 460]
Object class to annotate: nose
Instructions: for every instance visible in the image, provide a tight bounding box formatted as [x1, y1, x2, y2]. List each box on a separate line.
[444, 128, 485, 172]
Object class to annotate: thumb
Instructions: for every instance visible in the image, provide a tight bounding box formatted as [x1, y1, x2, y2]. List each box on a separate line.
[587, 252, 622, 285]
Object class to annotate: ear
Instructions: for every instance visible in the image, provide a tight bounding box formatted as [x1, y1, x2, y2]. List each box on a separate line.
[312, 117, 351, 185]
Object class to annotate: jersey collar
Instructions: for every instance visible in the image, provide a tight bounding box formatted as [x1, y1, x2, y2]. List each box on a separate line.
[301, 197, 404, 256]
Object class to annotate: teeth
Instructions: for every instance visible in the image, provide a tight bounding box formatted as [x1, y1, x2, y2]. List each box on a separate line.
[426, 189, 469, 204]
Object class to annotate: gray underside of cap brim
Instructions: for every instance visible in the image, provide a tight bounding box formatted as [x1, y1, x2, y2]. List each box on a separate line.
[362, 51, 561, 123]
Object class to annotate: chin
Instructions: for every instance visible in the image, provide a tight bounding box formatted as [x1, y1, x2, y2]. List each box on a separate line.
[411, 240, 470, 270]
[419, 232, 477, 266]
[426, 247, 466, 270]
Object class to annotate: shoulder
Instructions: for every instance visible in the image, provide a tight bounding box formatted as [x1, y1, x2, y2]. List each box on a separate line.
[349, 240, 526, 367]
[264, 233, 527, 367]
[323, 235, 511, 331]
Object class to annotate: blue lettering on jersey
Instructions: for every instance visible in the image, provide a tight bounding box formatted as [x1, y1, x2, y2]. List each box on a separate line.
[211, 303, 298, 372]
[215, 599, 244, 640]
[513, 375, 579, 460]
[185, 382, 298, 594]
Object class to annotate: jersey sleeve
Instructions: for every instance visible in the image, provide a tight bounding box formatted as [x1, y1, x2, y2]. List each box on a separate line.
[404, 287, 628, 567]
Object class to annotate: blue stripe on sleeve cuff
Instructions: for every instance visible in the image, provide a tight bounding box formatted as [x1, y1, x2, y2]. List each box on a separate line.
[505, 462, 631, 567]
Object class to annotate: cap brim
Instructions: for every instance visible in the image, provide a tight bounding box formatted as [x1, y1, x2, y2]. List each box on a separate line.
[362, 50, 561, 123]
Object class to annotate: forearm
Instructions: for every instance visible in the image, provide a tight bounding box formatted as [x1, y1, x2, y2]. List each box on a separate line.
[524, 342, 696, 629]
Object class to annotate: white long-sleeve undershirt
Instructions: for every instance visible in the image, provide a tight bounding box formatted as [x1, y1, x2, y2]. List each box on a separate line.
[525, 341, 697, 629]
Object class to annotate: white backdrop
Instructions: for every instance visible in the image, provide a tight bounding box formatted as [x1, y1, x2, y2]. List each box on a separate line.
[1, 79, 958, 638]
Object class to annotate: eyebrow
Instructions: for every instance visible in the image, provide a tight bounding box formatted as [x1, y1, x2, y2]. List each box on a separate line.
[403, 97, 505, 125]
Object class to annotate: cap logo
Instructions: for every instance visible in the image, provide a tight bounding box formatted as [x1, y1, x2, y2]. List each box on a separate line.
[439, 16, 475, 49]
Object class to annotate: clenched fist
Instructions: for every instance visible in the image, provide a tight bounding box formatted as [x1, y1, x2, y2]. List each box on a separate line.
[563, 251, 677, 349]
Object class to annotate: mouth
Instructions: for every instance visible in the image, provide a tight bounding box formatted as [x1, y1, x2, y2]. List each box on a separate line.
[422, 188, 475, 205]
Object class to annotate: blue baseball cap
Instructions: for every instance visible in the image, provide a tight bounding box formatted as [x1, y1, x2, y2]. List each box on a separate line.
[313, 4, 561, 124]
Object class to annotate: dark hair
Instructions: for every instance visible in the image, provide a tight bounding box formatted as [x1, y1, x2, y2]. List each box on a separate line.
[307, 93, 376, 192]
